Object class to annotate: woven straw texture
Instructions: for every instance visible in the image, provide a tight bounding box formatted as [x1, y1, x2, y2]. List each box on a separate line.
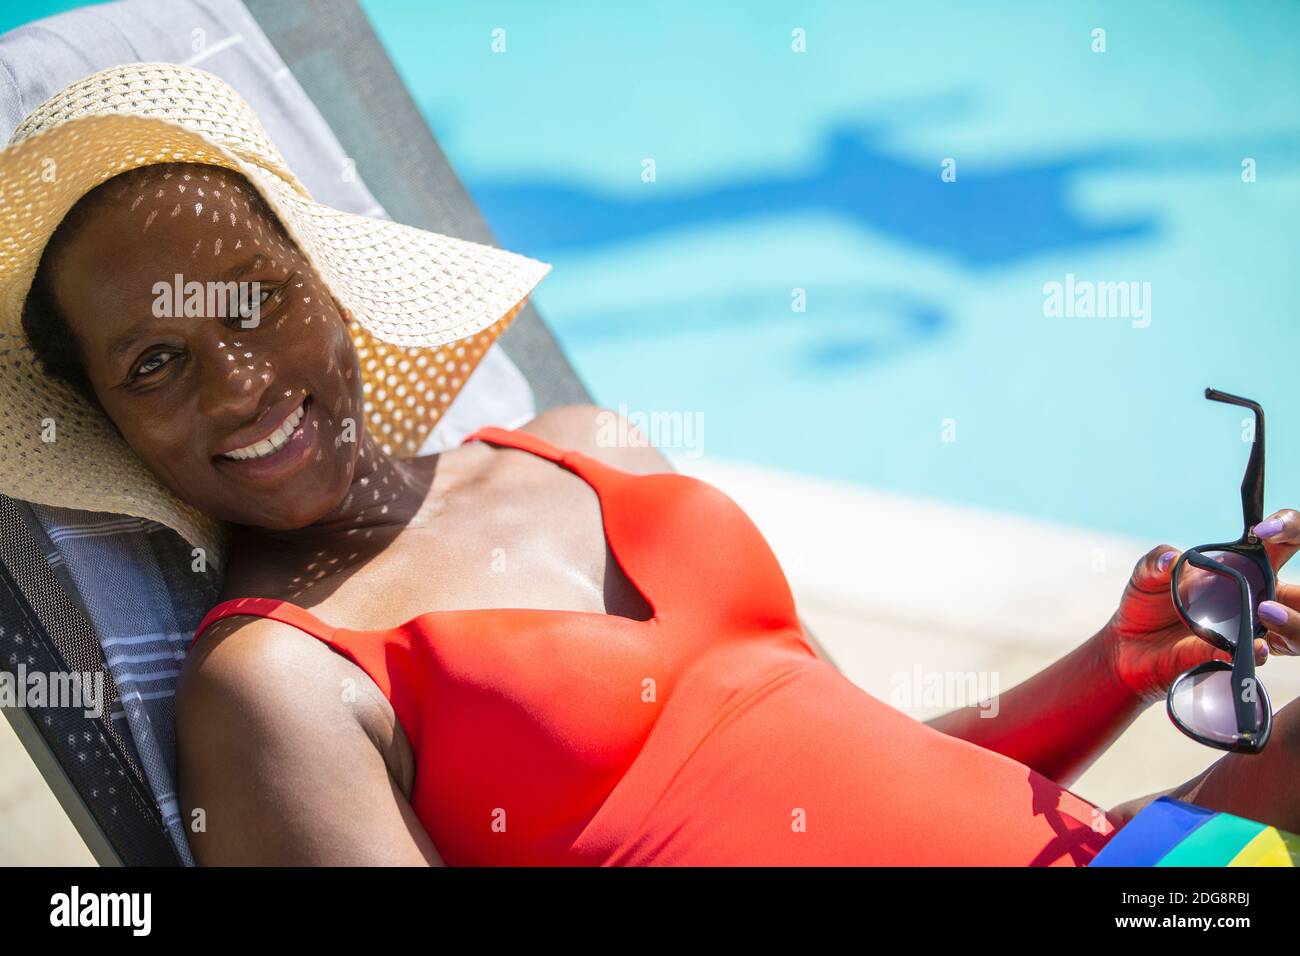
[0, 64, 551, 567]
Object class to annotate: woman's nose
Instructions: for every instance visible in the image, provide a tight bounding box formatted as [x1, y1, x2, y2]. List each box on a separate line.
[194, 335, 276, 421]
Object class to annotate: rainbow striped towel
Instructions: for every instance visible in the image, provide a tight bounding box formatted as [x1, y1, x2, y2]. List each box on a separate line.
[1090, 796, 1300, 866]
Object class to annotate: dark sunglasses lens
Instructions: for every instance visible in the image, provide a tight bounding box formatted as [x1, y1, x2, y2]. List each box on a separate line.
[1169, 667, 1266, 745]
[1175, 550, 1267, 645]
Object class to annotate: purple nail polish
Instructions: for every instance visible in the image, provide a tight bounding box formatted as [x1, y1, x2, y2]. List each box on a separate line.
[1157, 550, 1177, 571]
[1255, 518, 1284, 539]
[1258, 601, 1288, 625]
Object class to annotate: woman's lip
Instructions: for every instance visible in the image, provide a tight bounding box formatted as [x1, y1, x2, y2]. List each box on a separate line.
[213, 391, 310, 457]
[213, 396, 318, 484]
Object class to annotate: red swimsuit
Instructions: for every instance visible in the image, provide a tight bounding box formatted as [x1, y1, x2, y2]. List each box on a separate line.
[191, 425, 1119, 865]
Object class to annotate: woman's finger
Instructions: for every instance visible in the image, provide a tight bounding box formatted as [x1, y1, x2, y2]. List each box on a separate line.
[1253, 508, 1300, 571]
[1130, 543, 1181, 593]
[1256, 598, 1300, 655]
[1269, 581, 1300, 611]
[1209, 638, 1270, 667]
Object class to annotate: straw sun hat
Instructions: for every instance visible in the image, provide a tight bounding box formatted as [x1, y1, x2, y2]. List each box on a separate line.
[0, 63, 551, 568]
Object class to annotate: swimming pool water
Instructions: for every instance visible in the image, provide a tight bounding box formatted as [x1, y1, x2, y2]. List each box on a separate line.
[362, 1, 1300, 546]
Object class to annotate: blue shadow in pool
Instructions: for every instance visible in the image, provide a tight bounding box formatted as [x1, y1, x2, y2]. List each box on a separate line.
[559, 284, 947, 372]
[467, 117, 1299, 268]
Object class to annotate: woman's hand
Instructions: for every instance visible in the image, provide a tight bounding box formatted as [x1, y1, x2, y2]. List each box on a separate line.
[1104, 508, 1300, 704]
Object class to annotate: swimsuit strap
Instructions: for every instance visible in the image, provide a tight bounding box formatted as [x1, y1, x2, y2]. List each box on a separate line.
[461, 424, 568, 464]
[190, 596, 338, 651]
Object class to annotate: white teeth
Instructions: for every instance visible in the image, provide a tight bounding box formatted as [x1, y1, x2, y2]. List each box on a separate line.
[222, 402, 306, 461]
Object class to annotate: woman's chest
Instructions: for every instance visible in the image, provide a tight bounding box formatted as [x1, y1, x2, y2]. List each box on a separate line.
[289, 462, 653, 630]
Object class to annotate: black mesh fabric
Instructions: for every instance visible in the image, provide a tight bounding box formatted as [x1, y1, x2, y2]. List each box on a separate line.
[0, 495, 180, 865]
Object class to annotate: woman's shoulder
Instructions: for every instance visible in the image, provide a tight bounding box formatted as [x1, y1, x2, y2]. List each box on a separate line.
[178, 613, 341, 714]
[175, 612, 419, 863]
[177, 610, 404, 775]
[518, 403, 675, 476]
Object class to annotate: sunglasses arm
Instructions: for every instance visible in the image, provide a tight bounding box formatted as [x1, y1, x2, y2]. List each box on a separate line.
[1205, 388, 1265, 540]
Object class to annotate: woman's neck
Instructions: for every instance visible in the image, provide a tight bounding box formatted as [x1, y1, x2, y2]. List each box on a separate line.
[230, 430, 439, 555]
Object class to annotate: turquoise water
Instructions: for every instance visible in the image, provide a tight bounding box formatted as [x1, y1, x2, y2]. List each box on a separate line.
[0, 1, 89, 31]
[361, 0, 1300, 545]
[5, 2, 1299, 546]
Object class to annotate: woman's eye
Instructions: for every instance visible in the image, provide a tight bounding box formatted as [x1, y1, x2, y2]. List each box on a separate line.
[234, 285, 264, 315]
[133, 351, 174, 378]
[229, 282, 283, 325]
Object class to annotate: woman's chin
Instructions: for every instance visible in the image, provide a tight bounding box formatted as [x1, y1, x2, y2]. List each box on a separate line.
[224, 508, 337, 535]
[208, 483, 354, 534]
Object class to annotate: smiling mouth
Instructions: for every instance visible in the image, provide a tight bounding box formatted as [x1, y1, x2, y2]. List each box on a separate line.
[212, 394, 319, 485]
[220, 397, 309, 461]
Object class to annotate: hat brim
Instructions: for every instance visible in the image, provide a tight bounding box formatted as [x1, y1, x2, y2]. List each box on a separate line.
[0, 111, 551, 568]
[0, 112, 551, 349]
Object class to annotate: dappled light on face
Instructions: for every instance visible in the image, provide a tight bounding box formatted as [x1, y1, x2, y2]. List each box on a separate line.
[135, 165, 535, 464]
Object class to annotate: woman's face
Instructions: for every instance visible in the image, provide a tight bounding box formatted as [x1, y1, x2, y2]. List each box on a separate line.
[46, 164, 366, 531]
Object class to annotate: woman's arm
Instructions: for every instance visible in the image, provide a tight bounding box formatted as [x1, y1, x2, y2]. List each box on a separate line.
[177, 619, 443, 866]
[923, 624, 1141, 787]
[924, 525, 1294, 788]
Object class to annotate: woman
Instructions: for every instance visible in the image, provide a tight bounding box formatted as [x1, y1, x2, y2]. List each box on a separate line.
[6, 66, 1299, 866]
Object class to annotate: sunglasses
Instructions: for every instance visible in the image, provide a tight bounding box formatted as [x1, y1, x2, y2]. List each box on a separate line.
[1166, 388, 1274, 754]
